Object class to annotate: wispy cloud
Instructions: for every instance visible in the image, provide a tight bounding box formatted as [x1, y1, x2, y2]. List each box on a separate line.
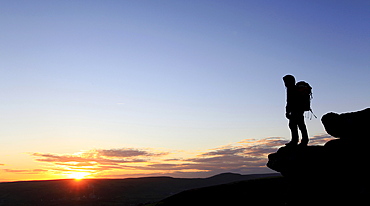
[308, 134, 334, 145]
[19, 135, 334, 178]
[2, 169, 47, 174]
[31, 148, 167, 170]
[98, 148, 168, 158]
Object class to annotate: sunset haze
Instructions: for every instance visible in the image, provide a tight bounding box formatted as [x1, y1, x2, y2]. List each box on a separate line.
[1, 0, 369, 181]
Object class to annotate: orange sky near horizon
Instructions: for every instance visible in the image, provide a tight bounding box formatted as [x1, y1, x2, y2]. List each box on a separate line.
[0, 135, 333, 182]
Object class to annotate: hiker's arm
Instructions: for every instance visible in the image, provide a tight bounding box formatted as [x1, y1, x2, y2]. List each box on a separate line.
[285, 86, 293, 119]
[285, 106, 291, 119]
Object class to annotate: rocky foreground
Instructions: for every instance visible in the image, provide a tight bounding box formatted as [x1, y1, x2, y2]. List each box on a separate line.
[267, 108, 370, 205]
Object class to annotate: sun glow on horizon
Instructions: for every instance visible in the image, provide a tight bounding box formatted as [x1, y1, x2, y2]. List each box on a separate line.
[67, 172, 91, 180]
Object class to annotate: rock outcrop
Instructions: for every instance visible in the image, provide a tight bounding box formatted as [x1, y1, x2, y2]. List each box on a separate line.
[321, 108, 370, 140]
[267, 108, 370, 205]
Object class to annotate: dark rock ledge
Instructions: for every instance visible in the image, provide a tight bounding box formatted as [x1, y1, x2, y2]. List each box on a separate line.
[267, 108, 370, 205]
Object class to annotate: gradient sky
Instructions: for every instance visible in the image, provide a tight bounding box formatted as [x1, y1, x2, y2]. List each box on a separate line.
[1, 0, 369, 181]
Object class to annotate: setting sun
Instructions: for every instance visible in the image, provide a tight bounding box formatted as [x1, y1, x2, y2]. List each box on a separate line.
[67, 172, 90, 180]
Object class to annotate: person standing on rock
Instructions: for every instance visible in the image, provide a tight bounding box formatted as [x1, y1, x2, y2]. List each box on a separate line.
[283, 74, 313, 146]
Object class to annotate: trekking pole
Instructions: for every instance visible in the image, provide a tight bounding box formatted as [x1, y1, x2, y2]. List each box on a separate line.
[310, 109, 317, 119]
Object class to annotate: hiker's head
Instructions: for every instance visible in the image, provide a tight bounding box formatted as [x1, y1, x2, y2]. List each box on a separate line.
[283, 75, 295, 87]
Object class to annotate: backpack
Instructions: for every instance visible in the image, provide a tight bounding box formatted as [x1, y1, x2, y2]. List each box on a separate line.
[295, 81, 312, 112]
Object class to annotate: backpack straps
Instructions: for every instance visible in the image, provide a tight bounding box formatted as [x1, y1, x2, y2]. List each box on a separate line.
[309, 109, 317, 119]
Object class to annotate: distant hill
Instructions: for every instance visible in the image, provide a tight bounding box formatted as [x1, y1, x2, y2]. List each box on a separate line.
[0, 173, 279, 206]
[151, 176, 286, 206]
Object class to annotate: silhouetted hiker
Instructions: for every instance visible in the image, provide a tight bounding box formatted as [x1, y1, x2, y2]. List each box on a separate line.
[283, 75, 313, 146]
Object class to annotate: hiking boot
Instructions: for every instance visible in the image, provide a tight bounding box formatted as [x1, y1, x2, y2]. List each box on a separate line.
[285, 141, 298, 147]
[299, 139, 309, 146]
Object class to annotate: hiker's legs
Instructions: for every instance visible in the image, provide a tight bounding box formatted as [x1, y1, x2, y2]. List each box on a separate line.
[288, 119, 299, 145]
[296, 112, 309, 145]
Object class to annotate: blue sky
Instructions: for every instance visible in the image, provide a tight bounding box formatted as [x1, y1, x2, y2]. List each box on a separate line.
[0, 0, 369, 181]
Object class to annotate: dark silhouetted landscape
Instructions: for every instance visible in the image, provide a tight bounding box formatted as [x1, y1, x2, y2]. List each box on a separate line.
[0, 173, 278, 206]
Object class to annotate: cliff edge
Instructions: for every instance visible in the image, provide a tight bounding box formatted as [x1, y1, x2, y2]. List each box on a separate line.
[267, 108, 370, 205]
